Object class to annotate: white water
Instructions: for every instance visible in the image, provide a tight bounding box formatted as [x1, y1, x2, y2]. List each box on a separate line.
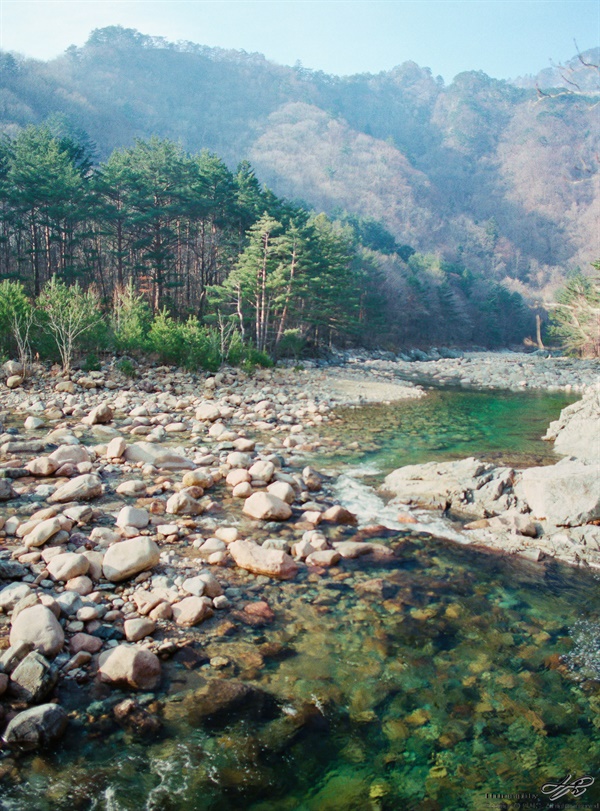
[332, 465, 469, 544]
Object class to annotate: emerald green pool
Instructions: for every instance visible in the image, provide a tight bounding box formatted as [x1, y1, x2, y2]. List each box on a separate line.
[310, 388, 577, 475]
[2, 387, 598, 811]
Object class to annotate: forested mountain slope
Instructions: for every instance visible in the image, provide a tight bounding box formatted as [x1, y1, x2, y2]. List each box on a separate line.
[0, 28, 598, 296]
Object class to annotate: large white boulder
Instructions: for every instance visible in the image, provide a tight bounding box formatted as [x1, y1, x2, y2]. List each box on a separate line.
[98, 644, 161, 690]
[123, 442, 195, 470]
[229, 540, 298, 579]
[242, 492, 292, 521]
[515, 460, 600, 526]
[10, 605, 64, 658]
[102, 538, 160, 582]
[49, 474, 103, 503]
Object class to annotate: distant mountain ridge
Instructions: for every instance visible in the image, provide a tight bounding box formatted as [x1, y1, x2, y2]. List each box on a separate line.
[0, 27, 598, 295]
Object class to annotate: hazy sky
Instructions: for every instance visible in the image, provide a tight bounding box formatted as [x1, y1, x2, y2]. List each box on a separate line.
[0, 0, 598, 82]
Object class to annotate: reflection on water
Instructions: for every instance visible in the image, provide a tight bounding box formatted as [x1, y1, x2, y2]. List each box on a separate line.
[2, 535, 600, 810]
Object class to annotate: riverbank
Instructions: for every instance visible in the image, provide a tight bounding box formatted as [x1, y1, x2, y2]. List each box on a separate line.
[0, 349, 596, 770]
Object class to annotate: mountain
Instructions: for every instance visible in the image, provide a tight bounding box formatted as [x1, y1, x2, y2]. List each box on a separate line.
[0, 27, 598, 296]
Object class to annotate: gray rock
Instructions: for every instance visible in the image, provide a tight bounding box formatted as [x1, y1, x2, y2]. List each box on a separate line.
[3, 703, 68, 751]
[9, 651, 57, 703]
[0, 641, 35, 674]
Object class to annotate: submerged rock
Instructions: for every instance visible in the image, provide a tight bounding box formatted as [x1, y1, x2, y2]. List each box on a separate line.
[3, 703, 68, 752]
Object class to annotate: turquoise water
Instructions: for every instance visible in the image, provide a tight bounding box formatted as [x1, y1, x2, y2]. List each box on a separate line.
[1, 387, 598, 811]
[310, 388, 577, 475]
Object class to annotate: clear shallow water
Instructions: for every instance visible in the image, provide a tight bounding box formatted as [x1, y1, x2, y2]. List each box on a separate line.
[2, 386, 598, 811]
[310, 388, 577, 476]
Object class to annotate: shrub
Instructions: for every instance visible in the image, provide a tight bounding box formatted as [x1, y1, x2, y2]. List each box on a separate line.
[116, 358, 137, 378]
[0, 281, 34, 370]
[112, 282, 152, 354]
[37, 277, 106, 372]
[147, 308, 182, 365]
[276, 328, 305, 359]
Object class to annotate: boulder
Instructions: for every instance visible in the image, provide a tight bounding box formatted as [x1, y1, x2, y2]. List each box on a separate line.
[229, 540, 298, 580]
[116, 506, 150, 529]
[6, 374, 23, 389]
[515, 460, 600, 526]
[166, 491, 204, 515]
[124, 442, 194, 470]
[116, 479, 147, 497]
[49, 474, 103, 503]
[3, 703, 68, 752]
[242, 492, 292, 521]
[182, 469, 214, 489]
[26, 457, 59, 477]
[171, 596, 213, 627]
[48, 444, 91, 466]
[9, 651, 57, 703]
[321, 505, 357, 525]
[106, 437, 126, 459]
[47, 552, 89, 582]
[98, 644, 161, 690]
[0, 479, 16, 501]
[82, 402, 113, 426]
[381, 457, 514, 517]
[102, 537, 160, 582]
[0, 583, 32, 612]
[23, 516, 63, 548]
[124, 618, 156, 642]
[10, 605, 64, 658]
[195, 403, 221, 422]
[248, 460, 275, 483]
[267, 481, 295, 504]
[306, 550, 341, 567]
[544, 386, 600, 463]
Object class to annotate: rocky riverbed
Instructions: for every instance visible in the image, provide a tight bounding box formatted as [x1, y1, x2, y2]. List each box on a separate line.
[0, 349, 596, 772]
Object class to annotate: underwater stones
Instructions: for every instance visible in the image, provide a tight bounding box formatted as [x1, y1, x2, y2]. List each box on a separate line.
[3, 703, 68, 752]
[229, 540, 298, 580]
[49, 474, 103, 503]
[10, 605, 64, 658]
[184, 679, 276, 726]
[242, 492, 292, 521]
[102, 537, 160, 582]
[98, 644, 161, 690]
